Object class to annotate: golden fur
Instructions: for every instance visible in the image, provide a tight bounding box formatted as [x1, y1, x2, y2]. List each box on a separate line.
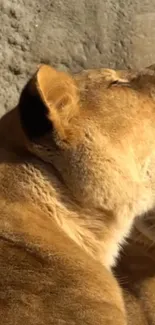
[115, 64, 155, 325]
[116, 211, 155, 325]
[0, 64, 155, 324]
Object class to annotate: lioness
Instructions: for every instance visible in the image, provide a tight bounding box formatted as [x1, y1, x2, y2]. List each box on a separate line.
[0, 64, 154, 324]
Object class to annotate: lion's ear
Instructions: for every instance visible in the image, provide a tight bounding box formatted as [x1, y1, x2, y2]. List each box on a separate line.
[18, 65, 78, 140]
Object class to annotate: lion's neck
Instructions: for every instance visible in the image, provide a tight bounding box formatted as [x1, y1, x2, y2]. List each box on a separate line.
[6, 159, 133, 269]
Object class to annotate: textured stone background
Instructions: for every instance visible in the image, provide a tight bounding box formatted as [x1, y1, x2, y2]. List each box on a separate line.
[1, 0, 155, 115]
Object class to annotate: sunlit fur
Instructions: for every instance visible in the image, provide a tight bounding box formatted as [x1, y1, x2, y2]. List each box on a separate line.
[113, 64, 155, 325]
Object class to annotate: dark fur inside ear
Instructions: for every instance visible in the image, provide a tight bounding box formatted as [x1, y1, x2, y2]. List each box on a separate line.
[18, 78, 52, 140]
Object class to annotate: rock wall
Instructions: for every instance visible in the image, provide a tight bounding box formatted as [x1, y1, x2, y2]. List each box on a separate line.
[1, 0, 155, 115]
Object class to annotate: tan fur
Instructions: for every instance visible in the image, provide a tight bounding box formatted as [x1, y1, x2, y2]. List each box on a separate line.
[1, 64, 155, 324]
[113, 65, 155, 325]
[116, 212, 155, 325]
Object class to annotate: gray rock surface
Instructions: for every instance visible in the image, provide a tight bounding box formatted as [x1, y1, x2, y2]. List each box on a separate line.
[1, 0, 155, 115]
